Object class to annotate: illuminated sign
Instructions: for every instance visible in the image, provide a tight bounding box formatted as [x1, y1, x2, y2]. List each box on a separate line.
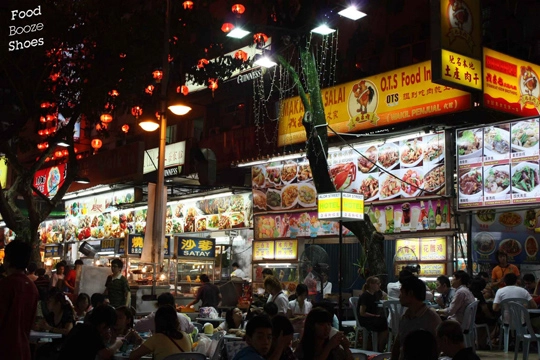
[33, 164, 67, 198]
[318, 192, 364, 221]
[0, 157, 7, 188]
[278, 61, 471, 146]
[143, 141, 186, 174]
[275, 240, 298, 260]
[438, 0, 482, 58]
[419, 237, 447, 261]
[8, 5, 45, 52]
[483, 48, 540, 117]
[44, 245, 61, 258]
[128, 234, 144, 255]
[437, 49, 482, 90]
[177, 237, 215, 258]
[253, 241, 275, 261]
[100, 239, 116, 253]
[395, 239, 420, 262]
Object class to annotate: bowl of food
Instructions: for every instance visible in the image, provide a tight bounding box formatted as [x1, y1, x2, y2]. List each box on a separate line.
[266, 163, 282, 186]
[499, 238, 522, 257]
[457, 129, 483, 159]
[423, 133, 445, 164]
[474, 232, 496, 255]
[475, 209, 496, 225]
[297, 183, 317, 207]
[423, 165, 445, 194]
[207, 214, 220, 230]
[511, 119, 539, 151]
[377, 143, 400, 170]
[483, 126, 510, 155]
[483, 165, 511, 195]
[379, 172, 401, 200]
[459, 168, 483, 198]
[297, 163, 313, 182]
[281, 160, 298, 185]
[281, 184, 299, 209]
[358, 146, 378, 173]
[266, 189, 282, 210]
[400, 139, 424, 168]
[195, 217, 207, 232]
[252, 165, 266, 188]
[526, 236, 538, 257]
[511, 161, 540, 194]
[253, 190, 267, 211]
[401, 168, 424, 197]
[358, 174, 379, 201]
[498, 212, 522, 228]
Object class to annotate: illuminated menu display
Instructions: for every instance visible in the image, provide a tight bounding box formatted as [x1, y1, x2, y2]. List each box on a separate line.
[253, 241, 275, 261]
[457, 118, 540, 210]
[395, 237, 447, 261]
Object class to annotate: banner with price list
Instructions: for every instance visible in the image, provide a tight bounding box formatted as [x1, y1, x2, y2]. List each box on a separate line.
[457, 117, 540, 210]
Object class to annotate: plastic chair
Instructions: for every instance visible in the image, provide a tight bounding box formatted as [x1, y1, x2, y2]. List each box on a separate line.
[382, 300, 403, 350]
[475, 322, 492, 350]
[162, 352, 207, 360]
[460, 300, 479, 351]
[225, 340, 248, 359]
[350, 296, 378, 351]
[507, 301, 540, 360]
[498, 297, 530, 352]
[210, 332, 225, 360]
[192, 322, 204, 333]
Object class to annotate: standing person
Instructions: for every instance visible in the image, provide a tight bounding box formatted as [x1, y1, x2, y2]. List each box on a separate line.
[185, 274, 221, 311]
[51, 261, 66, 289]
[64, 259, 83, 295]
[434, 275, 456, 309]
[129, 305, 192, 360]
[316, 272, 333, 298]
[357, 276, 388, 352]
[104, 258, 130, 308]
[0, 240, 39, 360]
[436, 320, 481, 360]
[287, 283, 312, 334]
[135, 292, 194, 334]
[231, 262, 247, 279]
[34, 267, 51, 298]
[436, 271, 476, 324]
[27, 262, 38, 281]
[265, 276, 289, 315]
[491, 250, 520, 289]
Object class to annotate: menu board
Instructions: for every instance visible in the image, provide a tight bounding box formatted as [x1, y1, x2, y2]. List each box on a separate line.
[252, 240, 298, 261]
[253, 241, 275, 260]
[393, 263, 446, 276]
[471, 208, 540, 264]
[457, 118, 540, 209]
[395, 237, 447, 261]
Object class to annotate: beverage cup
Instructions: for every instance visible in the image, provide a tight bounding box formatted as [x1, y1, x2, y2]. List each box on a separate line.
[385, 205, 394, 228]
[410, 207, 420, 232]
[402, 203, 411, 226]
[394, 210, 403, 232]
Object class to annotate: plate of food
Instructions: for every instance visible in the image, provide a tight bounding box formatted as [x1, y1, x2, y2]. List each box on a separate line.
[423, 165, 445, 194]
[281, 183, 299, 209]
[358, 174, 379, 201]
[475, 209, 496, 225]
[379, 172, 401, 200]
[266, 189, 282, 210]
[218, 215, 232, 229]
[329, 162, 357, 191]
[483, 126, 510, 154]
[400, 139, 424, 168]
[297, 163, 313, 182]
[207, 214, 220, 230]
[253, 190, 267, 211]
[511, 161, 540, 194]
[511, 119, 539, 152]
[459, 168, 483, 198]
[474, 232, 496, 255]
[525, 209, 538, 229]
[266, 163, 282, 187]
[195, 217, 207, 232]
[526, 236, 538, 257]
[358, 146, 378, 173]
[423, 133, 445, 164]
[281, 160, 298, 185]
[297, 183, 317, 207]
[457, 129, 483, 159]
[483, 165, 511, 195]
[499, 238, 522, 257]
[401, 168, 424, 197]
[377, 143, 400, 170]
[498, 212, 522, 227]
[252, 165, 266, 188]
[229, 212, 245, 228]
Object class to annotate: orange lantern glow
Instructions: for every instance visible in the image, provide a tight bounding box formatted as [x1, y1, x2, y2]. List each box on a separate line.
[91, 139, 103, 150]
[95, 123, 103, 131]
[253, 33, 268, 45]
[108, 89, 119, 97]
[62, 149, 69, 156]
[221, 23, 235, 33]
[45, 157, 50, 162]
[197, 59, 209, 69]
[40, 102, 50, 108]
[131, 106, 143, 117]
[145, 85, 154, 95]
[152, 70, 163, 82]
[49, 73, 60, 82]
[232, 4, 245, 15]
[55, 150, 64, 158]
[179, 85, 189, 96]
[40, 116, 46, 123]
[46, 114, 55, 122]
[121, 124, 130, 133]
[76, 154, 83, 160]
[234, 50, 248, 62]
[100, 113, 113, 123]
[208, 78, 218, 91]
[38, 130, 44, 136]
[183, 1, 194, 10]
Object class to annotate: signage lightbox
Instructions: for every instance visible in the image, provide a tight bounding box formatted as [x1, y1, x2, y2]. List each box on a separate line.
[143, 141, 186, 174]
[177, 237, 215, 258]
[317, 192, 364, 221]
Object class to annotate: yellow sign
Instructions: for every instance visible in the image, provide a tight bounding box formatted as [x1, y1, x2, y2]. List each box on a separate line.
[393, 262, 446, 276]
[275, 240, 298, 260]
[440, 49, 482, 90]
[419, 237, 447, 261]
[278, 61, 471, 146]
[0, 157, 7, 189]
[253, 241, 275, 261]
[395, 239, 420, 261]
[483, 48, 540, 117]
[317, 192, 364, 221]
[317, 193, 342, 220]
[439, 0, 482, 59]
[342, 193, 364, 220]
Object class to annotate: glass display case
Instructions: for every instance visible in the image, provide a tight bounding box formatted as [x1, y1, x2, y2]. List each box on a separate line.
[252, 262, 300, 298]
[174, 259, 216, 296]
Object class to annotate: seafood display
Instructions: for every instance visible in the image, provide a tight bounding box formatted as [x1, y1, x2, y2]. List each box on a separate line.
[512, 120, 539, 149]
[358, 146, 377, 173]
[378, 144, 399, 169]
[359, 175, 379, 199]
[329, 162, 357, 191]
[424, 165, 445, 193]
[484, 166, 510, 194]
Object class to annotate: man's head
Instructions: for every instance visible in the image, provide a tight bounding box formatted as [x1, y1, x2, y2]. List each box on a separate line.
[399, 276, 426, 307]
[245, 315, 273, 356]
[504, 272, 518, 286]
[4, 240, 32, 272]
[87, 305, 117, 339]
[496, 250, 508, 265]
[157, 292, 176, 308]
[74, 259, 84, 268]
[264, 276, 282, 296]
[403, 329, 438, 360]
[523, 273, 536, 291]
[110, 258, 123, 276]
[436, 320, 465, 356]
[200, 274, 210, 283]
[262, 268, 273, 279]
[263, 302, 278, 318]
[232, 262, 240, 270]
[296, 283, 308, 301]
[91, 293, 108, 308]
[436, 275, 451, 295]
[451, 270, 470, 288]
[27, 262, 37, 274]
[36, 268, 46, 277]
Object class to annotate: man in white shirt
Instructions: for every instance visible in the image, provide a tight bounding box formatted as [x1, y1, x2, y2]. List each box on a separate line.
[493, 272, 537, 324]
[437, 271, 475, 324]
[435, 275, 456, 309]
[315, 272, 332, 298]
[231, 262, 247, 279]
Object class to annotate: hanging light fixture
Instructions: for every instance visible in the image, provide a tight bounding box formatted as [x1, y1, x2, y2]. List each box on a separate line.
[121, 124, 130, 133]
[197, 59, 209, 69]
[231, 4, 245, 15]
[152, 69, 163, 83]
[91, 138, 103, 150]
[168, 102, 192, 115]
[221, 23, 235, 33]
[100, 113, 113, 123]
[138, 117, 160, 132]
[183, 1, 194, 10]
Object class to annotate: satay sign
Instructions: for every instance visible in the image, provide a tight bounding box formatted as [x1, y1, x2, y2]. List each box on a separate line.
[8, 5, 45, 52]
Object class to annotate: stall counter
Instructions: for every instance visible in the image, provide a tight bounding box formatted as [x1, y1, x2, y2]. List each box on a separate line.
[130, 285, 170, 315]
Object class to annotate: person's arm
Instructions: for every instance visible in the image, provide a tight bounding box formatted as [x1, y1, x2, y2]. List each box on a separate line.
[185, 288, 202, 307]
[128, 343, 151, 360]
[390, 336, 400, 360]
[134, 313, 154, 332]
[98, 338, 124, 359]
[359, 304, 378, 317]
[529, 298, 538, 309]
[492, 302, 500, 312]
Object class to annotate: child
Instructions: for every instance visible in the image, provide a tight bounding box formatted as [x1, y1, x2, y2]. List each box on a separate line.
[233, 315, 273, 360]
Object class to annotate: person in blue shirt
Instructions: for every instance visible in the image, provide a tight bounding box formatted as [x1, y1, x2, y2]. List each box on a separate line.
[233, 315, 273, 360]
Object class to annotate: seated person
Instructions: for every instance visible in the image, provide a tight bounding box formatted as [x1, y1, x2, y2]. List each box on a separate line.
[493, 273, 537, 325]
[523, 273, 540, 295]
[233, 315, 273, 360]
[287, 284, 312, 334]
[357, 276, 388, 352]
[267, 315, 295, 360]
[74, 293, 91, 321]
[84, 293, 109, 323]
[215, 307, 246, 337]
[434, 275, 455, 309]
[37, 289, 75, 336]
[315, 272, 332, 299]
[135, 292, 194, 334]
[129, 305, 192, 360]
[436, 271, 475, 324]
[436, 320, 480, 360]
[403, 329, 438, 360]
[114, 306, 142, 345]
[58, 305, 124, 360]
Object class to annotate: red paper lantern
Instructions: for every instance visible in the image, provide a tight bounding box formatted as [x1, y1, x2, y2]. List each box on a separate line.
[131, 106, 143, 117]
[40, 102, 50, 108]
[145, 85, 154, 95]
[100, 113, 113, 123]
[121, 124, 130, 133]
[46, 114, 55, 122]
[232, 4, 245, 15]
[91, 139, 103, 150]
[253, 33, 268, 46]
[179, 85, 189, 96]
[234, 50, 248, 62]
[221, 23, 235, 33]
[55, 150, 64, 158]
[152, 70, 163, 82]
[197, 59, 209, 69]
[183, 1, 194, 10]
[40, 116, 46, 123]
[208, 78, 218, 91]
[108, 89, 119, 97]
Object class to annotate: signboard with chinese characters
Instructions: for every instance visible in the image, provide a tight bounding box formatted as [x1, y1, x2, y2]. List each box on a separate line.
[100, 239, 116, 253]
[317, 193, 342, 220]
[435, 49, 482, 91]
[393, 263, 446, 276]
[483, 48, 540, 117]
[275, 240, 298, 260]
[128, 234, 144, 255]
[143, 141, 186, 174]
[0, 156, 7, 188]
[177, 237, 215, 258]
[419, 237, 447, 261]
[278, 61, 471, 146]
[33, 163, 67, 198]
[457, 118, 540, 210]
[118, 237, 126, 255]
[395, 239, 420, 261]
[253, 241, 275, 261]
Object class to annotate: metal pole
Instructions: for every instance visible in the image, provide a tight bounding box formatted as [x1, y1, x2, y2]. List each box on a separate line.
[338, 219, 343, 329]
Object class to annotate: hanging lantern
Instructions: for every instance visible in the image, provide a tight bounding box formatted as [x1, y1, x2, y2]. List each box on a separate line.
[232, 4, 245, 15]
[119, 53, 127, 58]
[95, 123, 103, 131]
[221, 23, 235, 33]
[37, 142, 49, 150]
[121, 124, 130, 133]
[108, 89, 119, 97]
[40, 116, 46, 123]
[253, 33, 268, 46]
[208, 78, 218, 92]
[145, 85, 154, 95]
[38, 129, 45, 136]
[55, 150, 64, 158]
[234, 50, 248, 62]
[131, 106, 143, 117]
[178, 85, 189, 96]
[49, 73, 60, 82]
[46, 114, 55, 122]
[91, 139, 103, 150]
[152, 69, 163, 83]
[62, 149, 69, 156]
[183, 1, 194, 10]
[100, 113, 113, 123]
[40, 102, 50, 108]
[197, 59, 209, 69]
[76, 154, 83, 160]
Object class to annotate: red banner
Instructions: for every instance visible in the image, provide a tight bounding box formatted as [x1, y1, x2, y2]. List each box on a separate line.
[33, 164, 67, 198]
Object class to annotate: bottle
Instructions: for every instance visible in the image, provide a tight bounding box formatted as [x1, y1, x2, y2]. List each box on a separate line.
[419, 201, 428, 230]
[442, 202, 449, 228]
[435, 200, 442, 227]
[428, 200, 436, 230]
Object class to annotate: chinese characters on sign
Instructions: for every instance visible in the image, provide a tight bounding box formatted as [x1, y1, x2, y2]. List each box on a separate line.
[274, 240, 298, 260]
[128, 235, 144, 255]
[177, 237, 215, 257]
[441, 49, 482, 90]
[253, 241, 276, 261]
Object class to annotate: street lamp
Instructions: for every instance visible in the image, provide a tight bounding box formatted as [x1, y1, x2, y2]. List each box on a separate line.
[140, 0, 191, 270]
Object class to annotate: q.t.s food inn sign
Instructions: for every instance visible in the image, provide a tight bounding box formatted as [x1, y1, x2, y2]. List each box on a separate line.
[277, 61, 471, 146]
[483, 48, 540, 117]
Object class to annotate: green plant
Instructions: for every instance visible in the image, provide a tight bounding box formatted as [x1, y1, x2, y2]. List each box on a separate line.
[353, 248, 369, 277]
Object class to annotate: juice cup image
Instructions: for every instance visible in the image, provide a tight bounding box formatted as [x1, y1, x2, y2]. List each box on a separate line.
[402, 203, 411, 226]
[410, 206, 420, 232]
[394, 210, 403, 232]
[385, 205, 394, 230]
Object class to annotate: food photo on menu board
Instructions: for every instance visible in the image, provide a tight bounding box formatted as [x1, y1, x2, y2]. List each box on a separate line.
[472, 208, 540, 264]
[252, 132, 447, 214]
[457, 118, 540, 209]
